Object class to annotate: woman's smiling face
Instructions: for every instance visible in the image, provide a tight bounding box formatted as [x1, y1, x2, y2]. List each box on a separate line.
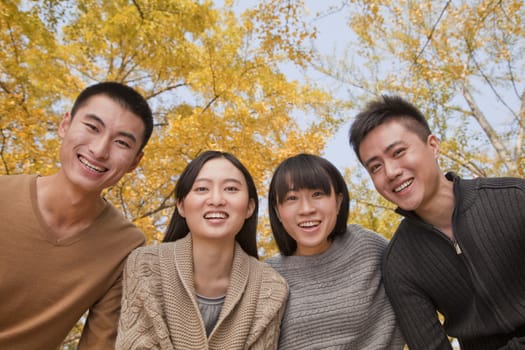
[276, 185, 341, 256]
[177, 157, 255, 242]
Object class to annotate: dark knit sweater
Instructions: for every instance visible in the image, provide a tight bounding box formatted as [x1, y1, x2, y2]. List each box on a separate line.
[383, 173, 525, 350]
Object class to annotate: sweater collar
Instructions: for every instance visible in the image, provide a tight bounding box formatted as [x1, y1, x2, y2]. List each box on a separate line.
[159, 234, 253, 348]
[395, 171, 480, 222]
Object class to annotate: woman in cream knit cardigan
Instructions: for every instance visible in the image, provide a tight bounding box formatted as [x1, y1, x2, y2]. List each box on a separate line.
[116, 151, 288, 349]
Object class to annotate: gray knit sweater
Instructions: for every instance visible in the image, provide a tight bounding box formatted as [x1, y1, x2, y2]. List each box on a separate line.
[266, 225, 404, 350]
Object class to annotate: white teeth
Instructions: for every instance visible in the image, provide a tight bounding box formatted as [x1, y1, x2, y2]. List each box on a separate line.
[299, 221, 319, 228]
[394, 179, 413, 193]
[79, 156, 106, 172]
[204, 212, 227, 219]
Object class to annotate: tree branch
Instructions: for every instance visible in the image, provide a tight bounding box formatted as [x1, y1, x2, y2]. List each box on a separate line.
[462, 85, 514, 173]
[132, 0, 144, 20]
[440, 148, 487, 177]
[414, 0, 451, 64]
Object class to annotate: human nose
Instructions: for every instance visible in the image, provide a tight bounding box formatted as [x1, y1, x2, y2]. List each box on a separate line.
[89, 136, 110, 160]
[298, 197, 315, 214]
[384, 160, 402, 180]
[208, 187, 226, 206]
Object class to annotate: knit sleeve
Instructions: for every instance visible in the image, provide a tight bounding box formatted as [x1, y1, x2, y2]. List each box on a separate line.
[247, 265, 289, 350]
[383, 249, 452, 350]
[499, 336, 525, 349]
[349, 227, 406, 350]
[360, 278, 406, 349]
[77, 271, 123, 349]
[116, 248, 173, 350]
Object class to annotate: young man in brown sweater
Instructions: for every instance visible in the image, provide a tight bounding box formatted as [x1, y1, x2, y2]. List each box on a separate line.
[0, 82, 153, 349]
[349, 95, 525, 349]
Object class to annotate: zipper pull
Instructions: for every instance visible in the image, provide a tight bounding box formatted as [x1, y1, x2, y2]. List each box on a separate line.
[453, 241, 462, 255]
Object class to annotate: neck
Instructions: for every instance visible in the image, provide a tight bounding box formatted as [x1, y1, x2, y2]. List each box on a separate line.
[36, 174, 106, 240]
[415, 176, 455, 239]
[192, 236, 235, 298]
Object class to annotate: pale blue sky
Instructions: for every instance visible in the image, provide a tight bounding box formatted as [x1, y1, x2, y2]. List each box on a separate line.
[232, 0, 517, 177]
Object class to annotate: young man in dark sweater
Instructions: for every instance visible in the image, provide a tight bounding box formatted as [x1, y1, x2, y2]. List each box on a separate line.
[348, 95, 525, 350]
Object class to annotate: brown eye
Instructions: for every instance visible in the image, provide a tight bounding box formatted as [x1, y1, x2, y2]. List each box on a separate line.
[84, 123, 98, 131]
[393, 148, 406, 157]
[369, 164, 381, 174]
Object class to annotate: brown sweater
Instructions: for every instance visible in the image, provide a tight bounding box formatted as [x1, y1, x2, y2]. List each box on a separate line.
[0, 174, 145, 349]
[116, 234, 289, 350]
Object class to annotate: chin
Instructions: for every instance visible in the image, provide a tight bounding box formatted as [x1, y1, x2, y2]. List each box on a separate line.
[398, 201, 420, 212]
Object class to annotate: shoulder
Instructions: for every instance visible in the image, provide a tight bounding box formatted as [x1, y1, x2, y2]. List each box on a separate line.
[382, 220, 424, 283]
[0, 174, 35, 207]
[264, 253, 283, 269]
[99, 202, 146, 245]
[242, 259, 288, 348]
[251, 259, 289, 319]
[343, 224, 388, 257]
[455, 176, 525, 215]
[346, 224, 388, 246]
[337, 226, 388, 281]
[124, 244, 166, 276]
[249, 256, 288, 294]
[457, 175, 525, 195]
[127, 243, 169, 262]
[0, 174, 34, 189]
[383, 220, 410, 262]
[264, 253, 301, 278]
[243, 255, 289, 312]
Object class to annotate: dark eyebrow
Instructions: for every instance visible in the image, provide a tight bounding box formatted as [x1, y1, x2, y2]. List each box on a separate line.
[363, 140, 404, 169]
[85, 114, 137, 145]
[195, 178, 244, 185]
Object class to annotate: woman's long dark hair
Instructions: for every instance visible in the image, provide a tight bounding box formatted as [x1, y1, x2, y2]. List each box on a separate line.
[163, 150, 259, 258]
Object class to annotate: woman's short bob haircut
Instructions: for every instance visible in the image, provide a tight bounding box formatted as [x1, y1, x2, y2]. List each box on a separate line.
[268, 153, 349, 256]
[163, 150, 259, 258]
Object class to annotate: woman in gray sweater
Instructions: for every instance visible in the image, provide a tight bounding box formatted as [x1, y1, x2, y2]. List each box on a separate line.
[266, 153, 404, 349]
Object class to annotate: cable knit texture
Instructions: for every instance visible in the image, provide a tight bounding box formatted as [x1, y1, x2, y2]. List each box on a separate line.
[266, 225, 405, 350]
[116, 234, 288, 350]
[385, 173, 525, 349]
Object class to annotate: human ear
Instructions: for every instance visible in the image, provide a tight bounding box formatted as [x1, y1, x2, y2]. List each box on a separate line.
[336, 193, 344, 212]
[274, 206, 282, 222]
[58, 112, 72, 138]
[427, 134, 440, 159]
[245, 198, 256, 219]
[126, 151, 144, 173]
[176, 200, 185, 218]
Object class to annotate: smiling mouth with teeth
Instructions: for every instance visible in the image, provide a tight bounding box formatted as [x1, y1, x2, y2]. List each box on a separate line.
[394, 179, 413, 193]
[204, 212, 228, 219]
[299, 221, 320, 228]
[79, 156, 106, 173]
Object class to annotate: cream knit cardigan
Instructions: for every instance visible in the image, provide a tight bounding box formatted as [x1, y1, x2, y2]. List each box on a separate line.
[116, 234, 288, 350]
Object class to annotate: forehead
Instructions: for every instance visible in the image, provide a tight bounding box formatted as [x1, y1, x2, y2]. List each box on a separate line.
[196, 158, 246, 183]
[77, 95, 145, 137]
[359, 120, 417, 153]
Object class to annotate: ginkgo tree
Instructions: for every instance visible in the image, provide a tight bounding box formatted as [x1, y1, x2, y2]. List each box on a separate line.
[1, 0, 343, 245]
[2, 0, 522, 347]
[320, 0, 523, 177]
[1, 1, 342, 346]
[312, 0, 524, 236]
